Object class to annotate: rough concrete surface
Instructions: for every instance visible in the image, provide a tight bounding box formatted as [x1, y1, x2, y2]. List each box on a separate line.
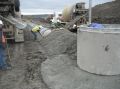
[77, 30, 120, 75]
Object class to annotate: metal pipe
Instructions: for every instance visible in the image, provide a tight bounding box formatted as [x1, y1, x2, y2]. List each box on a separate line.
[89, 0, 92, 24]
[0, 15, 15, 25]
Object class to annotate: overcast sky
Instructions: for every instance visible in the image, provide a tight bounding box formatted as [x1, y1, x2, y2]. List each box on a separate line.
[20, 0, 113, 10]
[20, 0, 113, 15]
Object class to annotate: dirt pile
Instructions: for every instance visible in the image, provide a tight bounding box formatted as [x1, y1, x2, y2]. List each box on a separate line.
[92, 0, 120, 23]
[40, 29, 77, 60]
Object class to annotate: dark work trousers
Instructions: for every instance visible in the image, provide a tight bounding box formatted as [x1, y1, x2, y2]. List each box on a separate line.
[0, 44, 8, 70]
[0, 29, 8, 70]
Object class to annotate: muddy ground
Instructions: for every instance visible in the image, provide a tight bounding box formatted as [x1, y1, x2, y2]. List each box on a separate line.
[0, 28, 77, 89]
[0, 42, 49, 89]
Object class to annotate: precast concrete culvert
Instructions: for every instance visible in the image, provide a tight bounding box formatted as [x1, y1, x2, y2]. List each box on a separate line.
[77, 24, 120, 75]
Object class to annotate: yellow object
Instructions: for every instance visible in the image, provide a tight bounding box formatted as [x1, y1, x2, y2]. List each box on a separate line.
[32, 25, 40, 32]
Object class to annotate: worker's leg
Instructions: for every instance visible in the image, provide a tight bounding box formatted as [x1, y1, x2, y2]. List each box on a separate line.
[31, 31, 37, 40]
[0, 45, 8, 70]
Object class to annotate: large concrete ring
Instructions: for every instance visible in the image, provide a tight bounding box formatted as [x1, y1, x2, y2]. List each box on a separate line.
[77, 26, 120, 75]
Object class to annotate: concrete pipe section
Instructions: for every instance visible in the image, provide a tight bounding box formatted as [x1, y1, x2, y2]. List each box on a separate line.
[77, 24, 120, 75]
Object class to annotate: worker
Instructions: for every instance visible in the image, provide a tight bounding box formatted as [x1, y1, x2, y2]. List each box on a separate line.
[0, 20, 8, 70]
[31, 25, 51, 40]
[31, 25, 41, 40]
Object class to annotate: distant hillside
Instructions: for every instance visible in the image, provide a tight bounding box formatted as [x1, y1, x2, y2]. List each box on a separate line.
[22, 14, 53, 23]
[92, 0, 120, 23]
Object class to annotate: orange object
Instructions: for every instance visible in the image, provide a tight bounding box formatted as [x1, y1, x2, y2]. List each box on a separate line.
[2, 35, 6, 43]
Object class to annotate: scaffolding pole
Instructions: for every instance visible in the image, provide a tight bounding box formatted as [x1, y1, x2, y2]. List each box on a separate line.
[89, 0, 92, 24]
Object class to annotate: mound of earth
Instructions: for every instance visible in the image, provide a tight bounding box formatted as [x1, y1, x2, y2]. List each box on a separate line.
[92, 0, 120, 23]
[40, 29, 77, 60]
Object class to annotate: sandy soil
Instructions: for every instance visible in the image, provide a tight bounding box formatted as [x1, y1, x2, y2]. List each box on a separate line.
[0, 41, 49, 89]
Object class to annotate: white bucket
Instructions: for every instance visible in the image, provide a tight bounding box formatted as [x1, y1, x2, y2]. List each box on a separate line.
[40, 28, 51, 37]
